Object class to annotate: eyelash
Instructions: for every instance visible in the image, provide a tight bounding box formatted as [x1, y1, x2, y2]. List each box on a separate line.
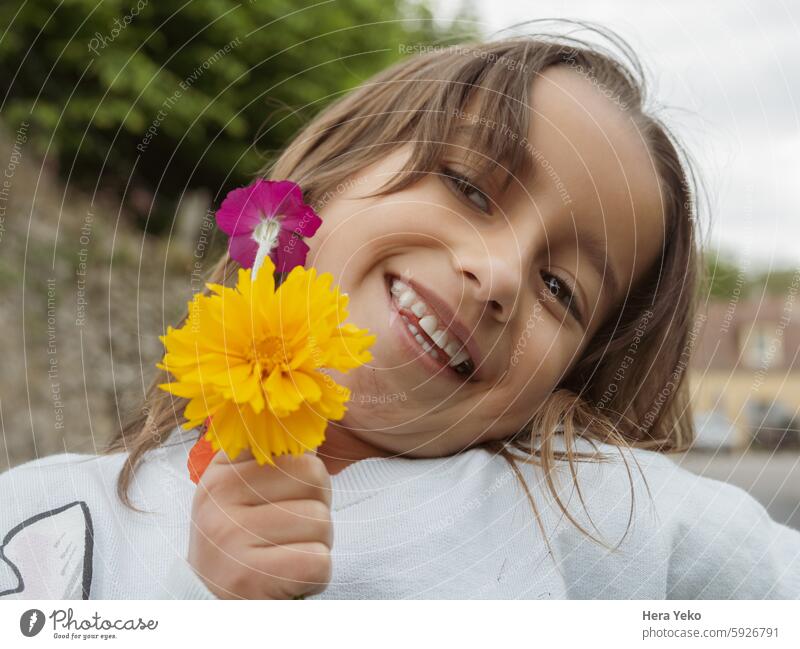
[541, 271, 582, 322]
[440, 167, 492, 214]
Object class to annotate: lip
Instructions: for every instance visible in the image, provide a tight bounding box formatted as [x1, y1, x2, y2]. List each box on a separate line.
[386, 281, 470, 383]
[385, 274, 483, 381]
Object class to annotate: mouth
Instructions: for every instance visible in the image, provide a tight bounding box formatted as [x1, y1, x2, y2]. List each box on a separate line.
[385, 274, 479, 382]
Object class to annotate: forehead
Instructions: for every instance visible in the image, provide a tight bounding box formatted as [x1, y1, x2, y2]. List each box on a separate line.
[454, 64, 666, 303]
[524, 65, 666, 294]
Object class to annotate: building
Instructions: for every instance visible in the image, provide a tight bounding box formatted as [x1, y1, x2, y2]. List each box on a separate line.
[689, 295, 800, 450]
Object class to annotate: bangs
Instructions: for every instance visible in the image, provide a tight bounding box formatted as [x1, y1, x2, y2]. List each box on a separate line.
[365, 43, 543, 199]
[285, 34, 647, 213]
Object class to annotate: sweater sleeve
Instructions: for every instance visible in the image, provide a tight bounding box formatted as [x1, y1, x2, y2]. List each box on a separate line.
[0, 455, 98, 600]
[664, 471, 800, 599]
[0, 451, 219, 600]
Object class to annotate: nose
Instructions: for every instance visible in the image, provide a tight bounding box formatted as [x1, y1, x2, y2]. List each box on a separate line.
[455, 233, 524, 322]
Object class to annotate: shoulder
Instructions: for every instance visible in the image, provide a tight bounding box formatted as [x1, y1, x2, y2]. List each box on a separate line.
[0, 450, 124, 517]
[503, 432, 752, 511]
[636, 452, 800, 598]
[577, 440, 800, 598]
[0, 428, 198, 600]
[497, 435, 800, 598]
[496, 433, 680, 505]
[0, 427, 196, 515]
[0, 451, 121, 599]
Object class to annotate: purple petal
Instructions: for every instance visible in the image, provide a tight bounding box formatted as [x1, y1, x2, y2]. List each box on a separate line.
[216, 183, 265, 236]
[278, 201, 321, 235]
[272, 183, 316, 223]
[228, 233, 258, 268]
[215, 180, 322, 263]
[254, 180, 301, 220]
[273, 231, 309, 272]
[294, 207, 323, 238]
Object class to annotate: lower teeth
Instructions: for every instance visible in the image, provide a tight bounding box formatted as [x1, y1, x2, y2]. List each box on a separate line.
[415, 331, 470, 374]
[396, 293, 472, 376]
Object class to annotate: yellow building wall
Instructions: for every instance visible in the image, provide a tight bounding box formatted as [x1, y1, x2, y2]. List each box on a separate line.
[689, 370, 800, 447]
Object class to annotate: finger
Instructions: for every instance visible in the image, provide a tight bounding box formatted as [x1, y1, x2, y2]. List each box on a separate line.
[232, 499, 333, 549]
[209, 447, 316, 467]
[255, 541, 332, 598]
[212, 453, 332, 507]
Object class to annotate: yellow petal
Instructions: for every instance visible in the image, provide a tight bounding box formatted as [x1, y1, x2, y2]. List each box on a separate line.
[157, 254, 375, 467]
[290, 370, 323, 403]
[263, 366, 304, 416]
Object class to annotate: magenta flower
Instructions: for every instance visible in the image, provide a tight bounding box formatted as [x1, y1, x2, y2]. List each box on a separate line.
[215, 179, 322, 278]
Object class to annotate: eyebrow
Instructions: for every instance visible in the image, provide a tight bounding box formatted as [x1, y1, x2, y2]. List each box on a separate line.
[574, 229, 620, 308]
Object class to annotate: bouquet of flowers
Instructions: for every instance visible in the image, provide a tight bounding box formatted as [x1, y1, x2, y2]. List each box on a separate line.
[155, 179, 375, 483]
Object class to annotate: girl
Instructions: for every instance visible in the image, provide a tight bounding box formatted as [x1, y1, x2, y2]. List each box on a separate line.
[2, 25, 799, 600]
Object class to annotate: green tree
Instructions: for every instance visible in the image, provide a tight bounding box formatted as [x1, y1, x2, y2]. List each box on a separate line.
[703, 250, 798, 300]
[703, 251, 746, 300]
[0, 0, 472, 232]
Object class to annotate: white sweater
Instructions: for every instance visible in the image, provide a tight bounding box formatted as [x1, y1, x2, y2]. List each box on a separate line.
[1, 425, 799, 599]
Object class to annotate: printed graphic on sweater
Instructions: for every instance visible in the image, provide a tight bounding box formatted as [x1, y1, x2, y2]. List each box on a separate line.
[0, 501, 94, 599]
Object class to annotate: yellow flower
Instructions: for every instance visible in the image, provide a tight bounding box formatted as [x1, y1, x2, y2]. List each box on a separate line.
[157, 257, 375, 465]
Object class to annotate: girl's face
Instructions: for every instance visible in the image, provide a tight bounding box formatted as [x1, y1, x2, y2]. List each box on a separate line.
[307, 65, 665, 458]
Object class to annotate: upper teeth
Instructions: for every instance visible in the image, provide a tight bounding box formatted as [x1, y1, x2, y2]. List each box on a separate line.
[391, 278, 471, 368]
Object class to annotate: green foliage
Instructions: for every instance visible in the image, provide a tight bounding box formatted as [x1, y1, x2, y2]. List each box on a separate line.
[704, 252, 746, 300]
[704, 251, 798, 300]
[751, 268, 800, 297]
[0, 0, 471, 233]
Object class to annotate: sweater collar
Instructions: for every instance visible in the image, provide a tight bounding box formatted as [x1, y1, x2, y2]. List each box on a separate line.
[159, 425, 491, 511]
[326, 454, 463, 511]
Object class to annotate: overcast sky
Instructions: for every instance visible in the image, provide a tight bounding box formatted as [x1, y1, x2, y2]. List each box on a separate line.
[434, 0, 800, 271]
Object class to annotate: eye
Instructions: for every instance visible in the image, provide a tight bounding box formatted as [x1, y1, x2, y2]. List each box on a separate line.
[541, 271, 582, 322]
[441, 167, 491, 214]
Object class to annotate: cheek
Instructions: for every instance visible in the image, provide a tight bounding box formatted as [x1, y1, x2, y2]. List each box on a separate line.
[353, 177, 462, 238]
[507, 317, 578, 389]
[310, 168, 463, 257]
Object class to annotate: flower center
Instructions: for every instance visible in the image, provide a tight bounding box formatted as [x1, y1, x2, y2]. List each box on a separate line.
[250, 216, 283, 280]
[252, 335, 289, 374]
[251, 217, 282, 250]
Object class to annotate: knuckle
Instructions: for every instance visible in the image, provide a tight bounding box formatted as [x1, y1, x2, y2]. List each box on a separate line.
[304, 501, 332, 545]
[310, 458, 332, 489]
[297, 543, 332, 590]
[298, 454, 329, 487]
[298, 497, 330, 523]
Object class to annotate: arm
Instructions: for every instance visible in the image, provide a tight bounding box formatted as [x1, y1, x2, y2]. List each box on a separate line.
[0, 458, 220, 601]
[0, 458, 95, 600]
[665, 474, 800, 599]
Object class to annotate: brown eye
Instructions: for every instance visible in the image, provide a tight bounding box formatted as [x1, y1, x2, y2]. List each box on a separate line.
[541, 271, 581, 321]
[441, 167, 491, 214]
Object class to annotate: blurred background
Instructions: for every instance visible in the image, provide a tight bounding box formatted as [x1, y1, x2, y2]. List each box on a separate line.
[0, 1, 797, 529]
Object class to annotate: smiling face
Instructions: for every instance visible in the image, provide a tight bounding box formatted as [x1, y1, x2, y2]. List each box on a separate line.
[306, 64, 666, 460]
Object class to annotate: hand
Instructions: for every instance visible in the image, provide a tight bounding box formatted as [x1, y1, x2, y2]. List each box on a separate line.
[187, 448, 333, 599]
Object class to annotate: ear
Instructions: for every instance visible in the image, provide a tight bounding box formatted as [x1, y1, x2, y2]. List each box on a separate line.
[0, 501, 94, 599]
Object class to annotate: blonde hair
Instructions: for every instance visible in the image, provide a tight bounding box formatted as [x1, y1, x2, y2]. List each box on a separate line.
[108, 23, 703, 554]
